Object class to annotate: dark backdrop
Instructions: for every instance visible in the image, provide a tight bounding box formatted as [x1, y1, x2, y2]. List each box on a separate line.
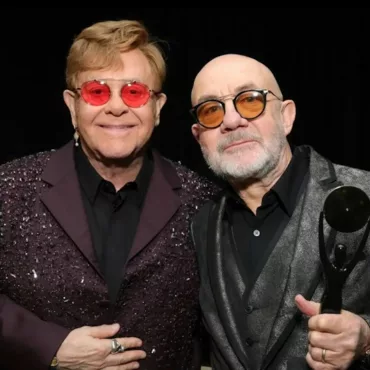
[1, 8, 369, 179]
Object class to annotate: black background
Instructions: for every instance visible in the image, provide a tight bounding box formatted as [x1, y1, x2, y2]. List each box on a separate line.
[1, 8, 369, 179]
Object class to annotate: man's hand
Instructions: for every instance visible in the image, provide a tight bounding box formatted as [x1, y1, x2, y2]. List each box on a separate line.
[295, 294, 370, 369]
[56, 323, 146, 370]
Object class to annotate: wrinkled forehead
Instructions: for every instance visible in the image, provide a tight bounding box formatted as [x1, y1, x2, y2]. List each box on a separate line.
[192, 62, 271, 105]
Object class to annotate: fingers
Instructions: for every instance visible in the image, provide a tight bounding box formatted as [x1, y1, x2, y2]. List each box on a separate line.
[83, 323, 121, 338]
[115, 337, 143, 349]
[103, 361, 140, 370]
[101, 337, 146, 367]
[307, 337, 356, 369]
[308, 344, 334, 364]
[308, 314, 344, 334]
[296, 296, 365, 369]
[106, 349, 146, 367]
[306, 349, 332, 370]
[101, 336, 143, 355]
[56, 326, 145, 370]
[308, 330, 338, 351]
[295, 294, 321, 317]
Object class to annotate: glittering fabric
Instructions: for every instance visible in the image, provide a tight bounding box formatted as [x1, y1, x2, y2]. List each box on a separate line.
[192, 145, 370, 370]
[0, 145, 219, 370]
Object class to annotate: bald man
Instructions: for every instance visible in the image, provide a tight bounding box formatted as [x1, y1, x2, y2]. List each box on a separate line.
[189, 54, 370, 370]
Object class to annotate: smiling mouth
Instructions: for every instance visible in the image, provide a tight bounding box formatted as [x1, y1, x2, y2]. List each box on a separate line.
[98, 124, 135, 130]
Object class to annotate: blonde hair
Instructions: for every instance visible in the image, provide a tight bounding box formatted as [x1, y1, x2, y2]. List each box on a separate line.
[65, 20, 167, 90]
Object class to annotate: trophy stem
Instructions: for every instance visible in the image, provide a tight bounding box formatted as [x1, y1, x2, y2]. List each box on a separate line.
[320, 243, 347, 314]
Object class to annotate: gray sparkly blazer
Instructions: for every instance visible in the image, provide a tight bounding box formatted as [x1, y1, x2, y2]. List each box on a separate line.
[191, 145, 370, 370]
[0, 140, 218, 370]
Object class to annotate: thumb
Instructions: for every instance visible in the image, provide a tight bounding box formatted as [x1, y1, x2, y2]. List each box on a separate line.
[295, 294, 321, 317]
[84, 323, 120, 338]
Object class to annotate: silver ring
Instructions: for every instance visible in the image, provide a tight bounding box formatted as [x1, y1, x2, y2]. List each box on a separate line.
[111, 338, 125, 354]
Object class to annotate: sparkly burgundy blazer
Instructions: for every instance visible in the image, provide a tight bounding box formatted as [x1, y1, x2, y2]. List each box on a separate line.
[0, 141, 217, 370]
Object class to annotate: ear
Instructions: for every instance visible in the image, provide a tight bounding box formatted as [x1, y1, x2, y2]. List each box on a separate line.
[63, 89, 78, 128]
[280, 99, 296, 136]
[191, 123, 201, 143]
[154, 93, 167, 126]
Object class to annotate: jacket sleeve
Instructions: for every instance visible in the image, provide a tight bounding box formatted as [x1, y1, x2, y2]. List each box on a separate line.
[0, 294, 71, 370]
[351, 314, 370, 369]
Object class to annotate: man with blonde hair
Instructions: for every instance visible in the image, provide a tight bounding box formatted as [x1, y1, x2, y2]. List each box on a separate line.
[0, 19, 216, 370]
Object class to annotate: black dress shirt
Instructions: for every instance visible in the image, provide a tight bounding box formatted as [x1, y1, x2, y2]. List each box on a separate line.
[226, 146, 310, 298]
[74, 146, 153, 301]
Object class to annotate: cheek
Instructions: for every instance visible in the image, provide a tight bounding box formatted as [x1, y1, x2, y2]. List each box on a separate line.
[251, 119, 273, 141]
[75, 105, 101, 129]
[134, 107, 156, 131]
[199, 132, 218, 151]
[263, 120, 283, 142]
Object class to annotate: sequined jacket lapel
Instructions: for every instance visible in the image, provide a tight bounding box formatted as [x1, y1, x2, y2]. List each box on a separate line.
[39, 141, 183, 277]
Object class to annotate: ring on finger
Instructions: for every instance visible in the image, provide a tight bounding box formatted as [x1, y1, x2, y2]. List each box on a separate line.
[111, 338, 125, 354]
[322, 348, 326, 363]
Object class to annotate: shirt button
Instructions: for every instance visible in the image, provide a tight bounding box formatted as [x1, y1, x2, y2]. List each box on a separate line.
[245, 337, 254, 346]
[245, 305, 253, 314]
[253, 229, 260, 237]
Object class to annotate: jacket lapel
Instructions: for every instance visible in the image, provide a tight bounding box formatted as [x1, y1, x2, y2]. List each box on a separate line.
[39, 141, 102, 277]
[128, 153, 181, 261]
[261, 147, 342, 369]
[39, 145, 182, 279]
[207, 196, 250, 368]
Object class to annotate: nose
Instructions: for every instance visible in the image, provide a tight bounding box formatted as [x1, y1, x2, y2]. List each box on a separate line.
[104, 91, 129, 116]
[220, 100, 246, 133]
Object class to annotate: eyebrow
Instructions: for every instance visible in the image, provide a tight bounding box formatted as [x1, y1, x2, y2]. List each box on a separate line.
[86, 77, 144, 83]
[196, 82, 259, 104]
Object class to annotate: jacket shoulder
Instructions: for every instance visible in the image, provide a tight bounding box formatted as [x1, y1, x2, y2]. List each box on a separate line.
[162, 157, 221, 205]
[190, 187, 223, 250]
[306, 145, 370, 193]
[0, 151, 52, 188]
[333, 162, 370, 191]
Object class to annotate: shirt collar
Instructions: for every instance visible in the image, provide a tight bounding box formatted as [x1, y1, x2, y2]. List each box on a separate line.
[74, 145, 153, 206]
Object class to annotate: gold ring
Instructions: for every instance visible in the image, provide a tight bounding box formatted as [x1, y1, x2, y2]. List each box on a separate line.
[322, 348, 326, 363]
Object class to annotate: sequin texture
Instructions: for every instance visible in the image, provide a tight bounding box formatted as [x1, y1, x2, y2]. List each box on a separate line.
[0, 149, 219, 370]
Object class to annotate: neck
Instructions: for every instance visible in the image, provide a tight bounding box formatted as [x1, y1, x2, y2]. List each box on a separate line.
[92, 157, 144, 191]
[231, 147, 292, 214]
[81, 145, 145, 191]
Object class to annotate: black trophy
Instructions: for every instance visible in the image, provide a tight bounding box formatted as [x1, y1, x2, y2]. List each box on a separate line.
[319, 185, 370, 314]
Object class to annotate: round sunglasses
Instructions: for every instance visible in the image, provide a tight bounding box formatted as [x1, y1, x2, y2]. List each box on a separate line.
[76, 79, 160, 108]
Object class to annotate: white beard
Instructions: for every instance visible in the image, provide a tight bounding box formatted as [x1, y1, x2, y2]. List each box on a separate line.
[201, 122, 287, 182]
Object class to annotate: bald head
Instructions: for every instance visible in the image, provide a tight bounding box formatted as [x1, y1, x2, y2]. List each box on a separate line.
[191, 54, 282, 106]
